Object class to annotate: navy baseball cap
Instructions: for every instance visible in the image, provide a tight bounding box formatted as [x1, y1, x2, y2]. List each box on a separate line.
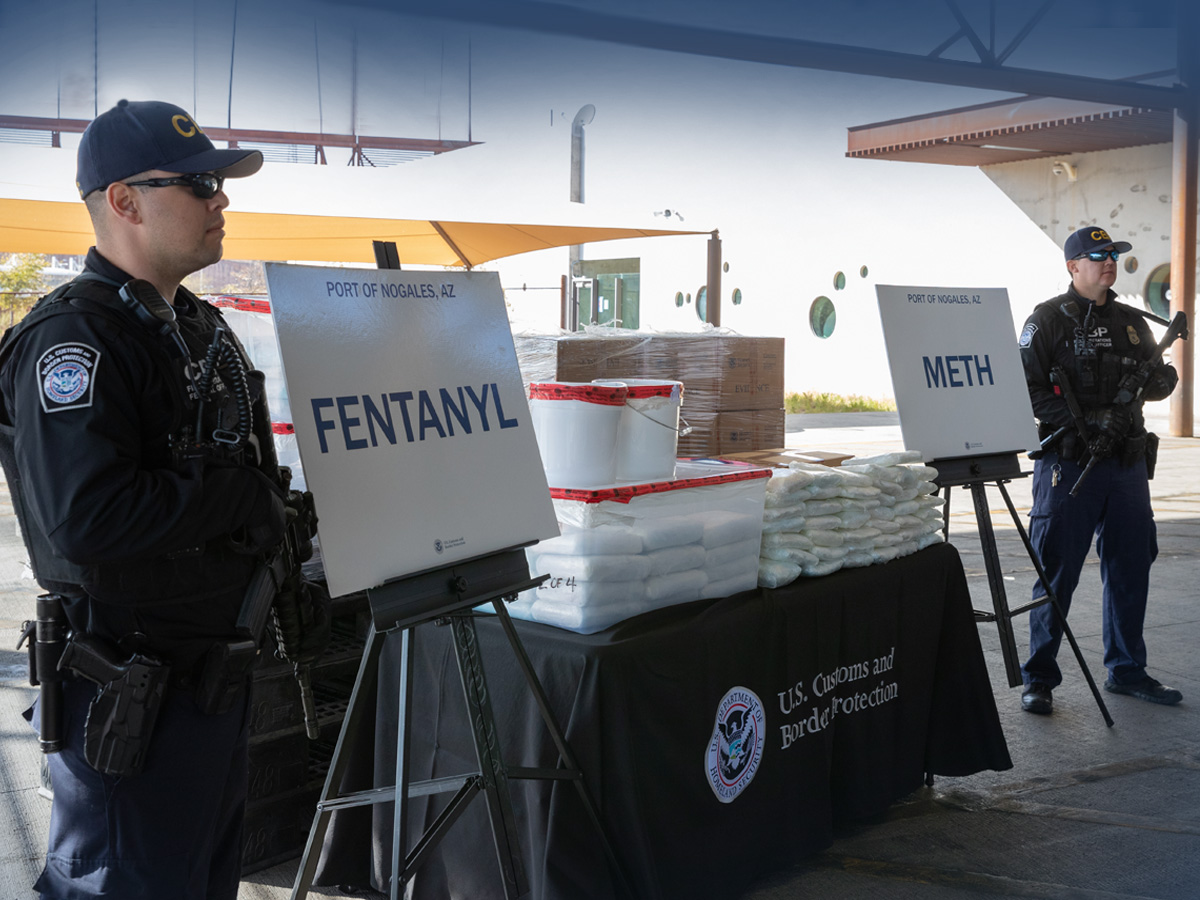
[1063, 226, 1132, 260]
[76, 99, 262, 198]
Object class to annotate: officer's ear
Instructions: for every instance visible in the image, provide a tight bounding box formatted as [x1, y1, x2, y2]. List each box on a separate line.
[105, 181, 144, 226]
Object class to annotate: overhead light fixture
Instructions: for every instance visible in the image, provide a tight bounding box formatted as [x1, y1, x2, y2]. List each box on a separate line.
[1051, 160, 1078, 182]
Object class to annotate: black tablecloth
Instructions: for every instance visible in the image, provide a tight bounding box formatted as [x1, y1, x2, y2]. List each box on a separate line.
[313, 542, 1011, 899]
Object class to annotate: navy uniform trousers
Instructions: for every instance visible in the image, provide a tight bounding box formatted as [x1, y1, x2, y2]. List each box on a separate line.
[1023, 450, 1157, 689]
[30, 678, 251, 900]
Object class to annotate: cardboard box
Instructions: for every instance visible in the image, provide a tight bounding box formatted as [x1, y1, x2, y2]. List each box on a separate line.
[515, 333, 785, 412]
[714, 408, 785, 454]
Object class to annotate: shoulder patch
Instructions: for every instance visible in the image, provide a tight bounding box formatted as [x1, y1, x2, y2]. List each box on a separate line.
[1127, 324, 1140, 346]
[1019, 322, 1038, 348]
[38, 343, 100, 413]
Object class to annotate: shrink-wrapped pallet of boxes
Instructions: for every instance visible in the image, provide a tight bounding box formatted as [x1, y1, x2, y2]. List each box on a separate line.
[513, 332, 785, 456]
[500, 460, 771, 633]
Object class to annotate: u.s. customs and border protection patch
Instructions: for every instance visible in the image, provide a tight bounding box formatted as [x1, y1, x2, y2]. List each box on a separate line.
[705, 686, 766, 803]
[1019, 322, 1038, 348]
[1127, 325, 1140, 346]
[38, 343, 100, 413]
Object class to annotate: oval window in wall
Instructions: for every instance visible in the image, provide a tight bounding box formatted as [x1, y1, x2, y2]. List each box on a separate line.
[810, 296, 836, 339]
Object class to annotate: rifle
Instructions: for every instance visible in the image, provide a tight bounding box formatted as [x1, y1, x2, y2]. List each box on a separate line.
[1042, 312, 1188, 497]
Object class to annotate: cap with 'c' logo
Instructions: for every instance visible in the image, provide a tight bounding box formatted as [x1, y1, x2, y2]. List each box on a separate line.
[1063, 225, 1133, 261]
[75, 99, 262, 199]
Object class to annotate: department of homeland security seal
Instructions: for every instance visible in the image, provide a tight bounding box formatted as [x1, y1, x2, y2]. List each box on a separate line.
[705, 686, 766, 803]
[38, 343, 100, 413]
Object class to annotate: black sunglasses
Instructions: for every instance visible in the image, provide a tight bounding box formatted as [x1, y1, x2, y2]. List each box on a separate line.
[1076, 249, 1121, 262]
[123, 172, 225, 199]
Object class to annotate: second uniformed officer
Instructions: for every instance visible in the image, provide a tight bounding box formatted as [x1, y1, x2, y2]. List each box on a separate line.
[1017, 225, 1181, 715]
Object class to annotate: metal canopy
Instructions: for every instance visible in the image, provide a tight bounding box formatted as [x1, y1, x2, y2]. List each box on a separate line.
[847, 96, 1174, 166]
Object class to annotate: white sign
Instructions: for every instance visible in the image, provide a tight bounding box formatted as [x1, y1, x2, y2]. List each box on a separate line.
[876, 284, 1040, 462]
[264, 263, 558, 597]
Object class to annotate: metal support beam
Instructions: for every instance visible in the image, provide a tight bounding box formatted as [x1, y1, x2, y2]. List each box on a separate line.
[1169, 0, 1197, 437]
[376, 0, 1187, 110]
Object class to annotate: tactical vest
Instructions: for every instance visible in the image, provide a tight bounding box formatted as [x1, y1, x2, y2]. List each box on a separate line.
[1057, 298, 1140, 409]
[0, 274, 272, 603]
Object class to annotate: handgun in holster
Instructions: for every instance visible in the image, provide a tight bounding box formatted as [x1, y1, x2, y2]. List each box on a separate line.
[58, 632, 170, 777]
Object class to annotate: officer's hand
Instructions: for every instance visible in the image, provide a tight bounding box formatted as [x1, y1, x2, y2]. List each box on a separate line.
[238, 484, 287, 554]
[1085, 405, 1132, 438]
[1144, 364, 1179, 402]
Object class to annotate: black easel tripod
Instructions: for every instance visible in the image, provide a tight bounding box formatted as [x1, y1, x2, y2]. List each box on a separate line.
[289, 548, 639, 899]
[931, 451, 1114, 727]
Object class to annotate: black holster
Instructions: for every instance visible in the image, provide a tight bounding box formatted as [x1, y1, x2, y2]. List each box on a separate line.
[1144, 432, 1160, 479]
[59, 634, 170, 777]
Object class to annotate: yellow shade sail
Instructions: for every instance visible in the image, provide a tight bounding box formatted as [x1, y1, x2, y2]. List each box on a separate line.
[0, 198, 703, 268]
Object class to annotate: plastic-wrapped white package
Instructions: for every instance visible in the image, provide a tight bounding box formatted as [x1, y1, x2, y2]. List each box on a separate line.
[804, 498, 849, 516]
[531, 525, 643, 557]
[807, 529, 845, 547]
[843, 550, 876, 568]
[870, 505, 897, 521]
[908, 465, 940, 481]
[759, 558, 802, 589]
[703, 510, 763, 548]
[761, 532, 815, 551]
[841, 525, 882, 544]
[764, 504, 807, 521]
[804, 515, 843, 531]
[759, 545, 820, 567]
[633, 516, 706, 551]
[646, 570, 708, 603]
[812, 544, 848, 561]
[845, 450, 925, 467]
[892, 499, 920, 516]
[707, 538, 762, 568]
[705, 557, 758, 585]
[837, 508, 872, 529]
[801, 558, 844, 577]
[917, 531, 946, 549]
[535, 553, 653, 583]
[761, 514, 807, 533]
[646, 544, 707, 576]
[870, 518, 902, 534]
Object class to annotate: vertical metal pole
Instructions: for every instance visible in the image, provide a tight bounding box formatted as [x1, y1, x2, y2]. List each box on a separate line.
[559, 274, 568, 331]
[1169, 0, 1197, 437]
[590, 277, 601, 325]
[613, 276, 624, 327]
[706, 232, 722, 327]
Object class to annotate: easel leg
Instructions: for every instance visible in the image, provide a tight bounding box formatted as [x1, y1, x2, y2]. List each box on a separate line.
[450, 613, 529, 899]
[969, 483, 1024, 688]
[291, 625, 386, 900]
[391, 627, 414, 900]
[491, 599, 641, 900]
[996, 483, 1114, 727]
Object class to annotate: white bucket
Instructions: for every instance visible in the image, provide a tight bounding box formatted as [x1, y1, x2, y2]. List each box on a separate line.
[594, 378, 684, 482]
[529, 382, 628, 487]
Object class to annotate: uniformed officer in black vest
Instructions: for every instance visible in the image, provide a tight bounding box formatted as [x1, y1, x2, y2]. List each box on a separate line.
[1017, 225, 1181, 715]
[0, 100, 293, 898]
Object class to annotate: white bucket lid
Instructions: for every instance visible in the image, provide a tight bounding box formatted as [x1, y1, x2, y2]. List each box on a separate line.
[592, 377, 682, 400]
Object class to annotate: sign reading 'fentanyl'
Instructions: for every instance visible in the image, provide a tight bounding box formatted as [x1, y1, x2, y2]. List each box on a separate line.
[876, 284, 1039, 462]
[264, 264, 558, 597]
